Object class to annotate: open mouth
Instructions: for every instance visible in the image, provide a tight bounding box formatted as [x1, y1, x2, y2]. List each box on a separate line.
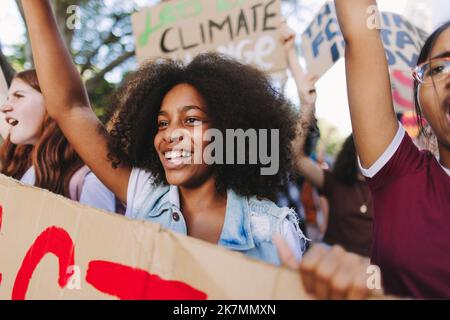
[6, 117, 19, 127]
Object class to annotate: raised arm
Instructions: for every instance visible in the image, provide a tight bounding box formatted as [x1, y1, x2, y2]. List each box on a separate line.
[21, 0, 130, 202]
[280, 20, 324, 189]
[334, 0, 398, 168]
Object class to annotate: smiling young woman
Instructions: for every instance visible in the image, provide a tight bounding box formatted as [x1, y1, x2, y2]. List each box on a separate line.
[20, 0, 307, 265]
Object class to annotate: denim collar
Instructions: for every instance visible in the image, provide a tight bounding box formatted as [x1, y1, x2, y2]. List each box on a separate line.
[168, 185, 181, 211]
[168, 186, 255, 251]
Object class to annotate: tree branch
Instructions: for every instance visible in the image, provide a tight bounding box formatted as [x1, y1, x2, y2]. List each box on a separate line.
[85, 50, 134, 94]
[79, 12, 131, 75]
[15, 0, 34, 66]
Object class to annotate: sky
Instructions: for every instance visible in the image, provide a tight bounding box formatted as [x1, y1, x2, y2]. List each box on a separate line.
[0, 0, 448, 137]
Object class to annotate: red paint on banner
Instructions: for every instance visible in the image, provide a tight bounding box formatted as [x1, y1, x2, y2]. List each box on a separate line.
[393, 70, 414, 87]
[6, 224, 207, 299]
[393, 89, 414, 109]
[11, 227, 75, 300]
[392, 70, 414, 110]
[86, 260, 207, 300]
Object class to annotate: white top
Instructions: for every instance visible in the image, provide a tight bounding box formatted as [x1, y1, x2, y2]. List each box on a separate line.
[20, 166, 116, 212]
[79, 172, 116, 212]
[126, 168, 303, 262]
[20, 166, 36, 185]
[358, 124, 450, 178]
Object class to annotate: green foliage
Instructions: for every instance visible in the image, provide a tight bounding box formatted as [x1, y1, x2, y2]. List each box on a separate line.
[2, 0, 315, 118]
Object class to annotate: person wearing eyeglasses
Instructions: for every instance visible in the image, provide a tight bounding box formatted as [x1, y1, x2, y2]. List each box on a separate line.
[329, 0, 450, 299]
[275, 13, 450, 300]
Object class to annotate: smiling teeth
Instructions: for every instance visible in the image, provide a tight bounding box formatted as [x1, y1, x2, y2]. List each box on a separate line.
[165, 150, 192, 159]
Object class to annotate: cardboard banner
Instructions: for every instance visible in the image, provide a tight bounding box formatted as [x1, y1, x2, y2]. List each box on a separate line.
[391, 69, 415, 114]
[401, 110, 420, 138]
[300, 2, 343, 78]
[131, 0, 287, 73]
[0, 174, 306, 300]
[301, 2, 429, 77]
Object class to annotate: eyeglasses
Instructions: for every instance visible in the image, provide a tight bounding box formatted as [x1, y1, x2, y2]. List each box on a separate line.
[413, 57, 450, 85]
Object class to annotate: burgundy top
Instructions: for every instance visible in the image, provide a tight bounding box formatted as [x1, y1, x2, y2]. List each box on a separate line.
[320, 170, 373, 257]
[362, 126, 450, 299]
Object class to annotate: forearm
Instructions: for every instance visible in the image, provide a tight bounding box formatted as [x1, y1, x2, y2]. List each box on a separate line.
[291, 106, 325, 189]
[287, 47, 316, 158]
[334, 0, 398, 167]
[22, 0, 131, 202]
[287, 49, 306, 89]
[292, 104, 316, 159]
[334, 0, 378, 43]
[22, 0, 90, 118]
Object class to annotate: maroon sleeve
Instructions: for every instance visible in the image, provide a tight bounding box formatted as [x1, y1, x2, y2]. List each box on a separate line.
[366, 133, 426, 191]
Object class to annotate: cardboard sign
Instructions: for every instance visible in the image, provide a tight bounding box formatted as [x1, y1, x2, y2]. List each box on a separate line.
[0, 174, 306, 300]
[301, 2, 429, 77]
[131, 0, 287, 73]
[300, 2, 343, 78]
[391, 69, 415, 114]
[401, 110, 420, 139]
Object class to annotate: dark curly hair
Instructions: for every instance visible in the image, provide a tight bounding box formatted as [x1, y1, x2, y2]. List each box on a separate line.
[333, 134, 358, 186]
[107, 53, 297, 201]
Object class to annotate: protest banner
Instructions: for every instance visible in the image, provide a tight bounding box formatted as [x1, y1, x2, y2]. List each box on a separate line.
[131, 0, 287, 73]
[0, 174, 307, 300]
[391, 69, 415, 114]
[300, 2, 344, 78]
[401, 110, 420, 138]
[301, 2, 429, 78]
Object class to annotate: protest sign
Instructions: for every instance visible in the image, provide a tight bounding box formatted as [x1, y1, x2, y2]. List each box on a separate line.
[391, 69, 415, 114]
[131, 0, 287, 73]
[301, 2, 429, 77]
[0, 174, 307, 300]
[401, 110, 420, 138]
[300, 2, 343, 78]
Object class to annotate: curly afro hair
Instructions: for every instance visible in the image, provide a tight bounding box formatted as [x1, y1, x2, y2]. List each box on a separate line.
[107, 53, 298, 201]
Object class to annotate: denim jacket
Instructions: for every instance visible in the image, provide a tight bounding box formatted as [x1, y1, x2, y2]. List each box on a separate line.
[126, 168, 307, 265]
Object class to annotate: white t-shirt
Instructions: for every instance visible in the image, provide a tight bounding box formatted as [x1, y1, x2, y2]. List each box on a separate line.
[79, 172, 116, 212]
[20, 166, 35, 186]
[20, 166, 116, 212]
[126, 168, 304, 262]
